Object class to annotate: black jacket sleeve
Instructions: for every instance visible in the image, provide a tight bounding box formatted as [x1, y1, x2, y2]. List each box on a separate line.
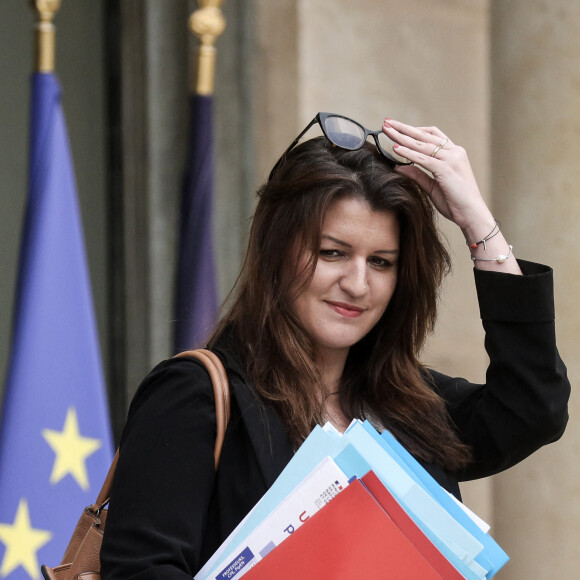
[100, 358, 218, 579]
[432, 260, 570, 481]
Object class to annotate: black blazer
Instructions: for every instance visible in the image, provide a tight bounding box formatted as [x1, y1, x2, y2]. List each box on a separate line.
[100, 261, 569, 579]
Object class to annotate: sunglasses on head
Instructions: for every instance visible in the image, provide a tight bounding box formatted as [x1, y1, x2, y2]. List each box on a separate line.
[270, 112, 412, 178]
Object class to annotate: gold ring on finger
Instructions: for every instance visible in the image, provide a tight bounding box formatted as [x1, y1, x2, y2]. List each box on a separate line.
[431, 137, 448, 158]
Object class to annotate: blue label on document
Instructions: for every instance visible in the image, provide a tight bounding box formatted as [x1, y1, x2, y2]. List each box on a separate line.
[215, 546, 255, 579]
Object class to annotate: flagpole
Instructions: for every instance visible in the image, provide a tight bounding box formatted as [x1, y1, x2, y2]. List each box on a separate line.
[30, 0, 61, 73]
[174, 1, 225, 351]
[189, 0, 226, 96]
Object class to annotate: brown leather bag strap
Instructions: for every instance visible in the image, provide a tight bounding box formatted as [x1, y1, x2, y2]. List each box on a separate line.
[174, 348, 231, 468]
[94, 449, 119, 511]
[90, 348, 230, 512]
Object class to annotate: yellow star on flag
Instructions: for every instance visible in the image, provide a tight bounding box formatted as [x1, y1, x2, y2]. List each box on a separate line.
[42, 407, 102, 491]
[0, 498, 52, 580]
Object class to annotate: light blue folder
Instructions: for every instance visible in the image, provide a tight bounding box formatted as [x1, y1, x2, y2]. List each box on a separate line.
[338, 422, 487, 580]
[334, 445, 480, 579]
[370, 423, 509, 577]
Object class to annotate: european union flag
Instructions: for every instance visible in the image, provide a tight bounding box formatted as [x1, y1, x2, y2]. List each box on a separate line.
[174, 94, 218, 352]
[0, 73, 114, 579]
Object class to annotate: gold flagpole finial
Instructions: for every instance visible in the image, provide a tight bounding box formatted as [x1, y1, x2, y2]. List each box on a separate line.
[189, 0, 226, 96]
[30, 0, 62, 73]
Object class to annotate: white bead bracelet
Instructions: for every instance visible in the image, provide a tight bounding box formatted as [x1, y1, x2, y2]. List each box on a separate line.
[471, 244, 513, 263]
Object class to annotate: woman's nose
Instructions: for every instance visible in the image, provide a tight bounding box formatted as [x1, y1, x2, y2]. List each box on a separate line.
[339, 260, 368, 297]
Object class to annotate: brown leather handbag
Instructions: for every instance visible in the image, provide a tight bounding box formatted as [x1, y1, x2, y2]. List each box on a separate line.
[41, 349, 231, 580]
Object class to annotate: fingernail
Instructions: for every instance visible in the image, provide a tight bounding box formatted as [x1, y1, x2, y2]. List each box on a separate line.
[384, 121, 392, 129]
[393, 143, 399, 148]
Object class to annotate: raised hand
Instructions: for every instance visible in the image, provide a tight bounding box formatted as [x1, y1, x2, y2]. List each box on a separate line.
[383, 118, 521, 274]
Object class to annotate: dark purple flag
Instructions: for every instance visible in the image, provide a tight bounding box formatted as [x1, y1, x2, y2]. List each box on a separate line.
[174, 94, 218, 351]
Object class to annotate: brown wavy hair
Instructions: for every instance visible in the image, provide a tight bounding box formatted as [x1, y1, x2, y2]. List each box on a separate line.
[211, 137, 471, 471]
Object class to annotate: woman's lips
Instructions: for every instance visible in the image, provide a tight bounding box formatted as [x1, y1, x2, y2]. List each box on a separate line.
[326, 301, 365, 318]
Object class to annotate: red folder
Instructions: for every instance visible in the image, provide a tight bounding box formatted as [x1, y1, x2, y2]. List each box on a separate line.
[242, 479, 445, 579]
[361, 471, 464, 580]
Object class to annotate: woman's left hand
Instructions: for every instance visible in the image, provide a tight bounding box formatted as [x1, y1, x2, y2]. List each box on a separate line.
[382, 118, 492, 233]
[383, 118, 522, 275]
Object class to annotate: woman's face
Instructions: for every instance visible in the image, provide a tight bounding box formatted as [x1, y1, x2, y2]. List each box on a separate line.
[291, 196, 399, 365]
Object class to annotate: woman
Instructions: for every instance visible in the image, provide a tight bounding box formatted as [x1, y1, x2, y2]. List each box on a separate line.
[100, 115, 570, 578]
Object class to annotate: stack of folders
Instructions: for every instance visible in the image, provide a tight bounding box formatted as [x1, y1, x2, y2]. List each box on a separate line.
[194, 420, 509, 580]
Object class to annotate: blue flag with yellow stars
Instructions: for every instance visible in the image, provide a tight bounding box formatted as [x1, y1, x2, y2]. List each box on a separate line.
[0, 72, 114, 579]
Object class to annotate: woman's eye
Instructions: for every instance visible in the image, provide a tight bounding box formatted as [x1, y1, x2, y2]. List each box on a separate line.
[319, 249, 342, 259]
[369, 256, 393, 269]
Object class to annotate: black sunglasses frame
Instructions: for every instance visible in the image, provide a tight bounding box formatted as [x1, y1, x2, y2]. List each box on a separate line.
[270, 112, 411, 179]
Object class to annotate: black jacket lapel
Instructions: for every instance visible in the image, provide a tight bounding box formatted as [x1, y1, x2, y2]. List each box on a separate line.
[230, 378, 294, 488]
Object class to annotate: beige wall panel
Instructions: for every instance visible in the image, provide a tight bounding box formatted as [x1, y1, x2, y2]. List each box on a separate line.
[491, 1, 580, 578]
[254, 0, 300, 181]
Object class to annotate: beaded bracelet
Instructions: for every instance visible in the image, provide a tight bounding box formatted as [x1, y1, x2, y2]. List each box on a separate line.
[466, 219, 501, 250]
[471, 244, 513, 264]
